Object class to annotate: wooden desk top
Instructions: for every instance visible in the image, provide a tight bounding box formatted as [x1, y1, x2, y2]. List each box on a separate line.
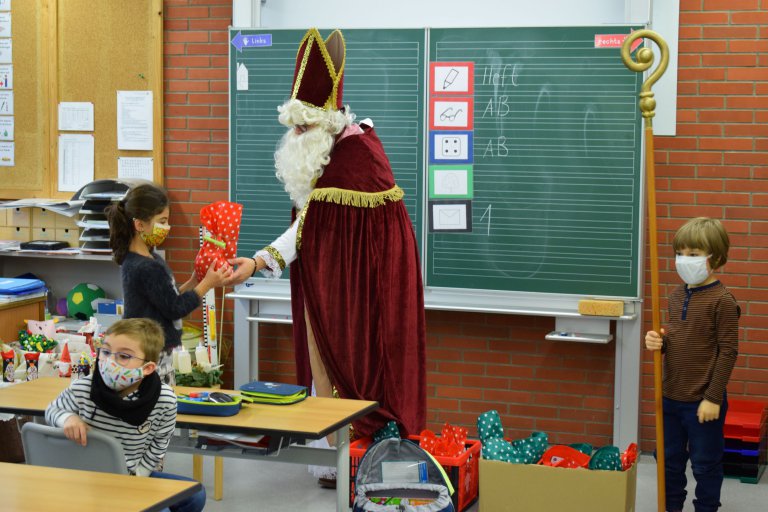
[1, 462, 201, 512]
[0, 378, 379, 439]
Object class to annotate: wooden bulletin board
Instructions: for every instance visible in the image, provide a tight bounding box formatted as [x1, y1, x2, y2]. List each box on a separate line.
[0, 0, 163, 200]
[2, 0, 49, 197]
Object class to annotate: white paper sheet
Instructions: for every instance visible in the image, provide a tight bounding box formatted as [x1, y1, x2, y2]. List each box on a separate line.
[0, 116, 12, 140]
[118, 157, 153, 181]
[58, 102, 94, 131]
[0, 38, 10, 64]
[0, 1, 10, 12]
[0, 13, 10, 37]
[0, 141, 13, 166]
[0, 63, 12, 89]
[237, 63, 249, 90]
[57, 134, 94, 192]
[117, 90, 153, 150]
[0, 198, 83, 216]
[0, 90, 13, 114]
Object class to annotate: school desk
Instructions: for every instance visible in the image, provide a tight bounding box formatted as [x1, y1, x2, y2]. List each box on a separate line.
[0, 461, 201, 512]
[0, 377, 379, 512]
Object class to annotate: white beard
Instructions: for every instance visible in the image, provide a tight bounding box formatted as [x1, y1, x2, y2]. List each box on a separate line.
[274, 125, 335, 209]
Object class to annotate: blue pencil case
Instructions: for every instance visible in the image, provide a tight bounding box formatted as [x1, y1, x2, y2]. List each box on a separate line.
[177, 394, 243, 416]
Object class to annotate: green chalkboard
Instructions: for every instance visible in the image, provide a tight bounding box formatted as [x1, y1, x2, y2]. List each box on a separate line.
[229, 29, 426, 268]
[229, 26, 644, 301]
[425, 26, 643, 298]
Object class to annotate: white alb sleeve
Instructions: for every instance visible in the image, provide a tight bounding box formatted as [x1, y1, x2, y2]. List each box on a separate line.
[255, 220, 298, 279]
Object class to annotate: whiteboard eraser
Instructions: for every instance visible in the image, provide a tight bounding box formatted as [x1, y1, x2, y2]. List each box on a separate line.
[578, 299, 624, 317]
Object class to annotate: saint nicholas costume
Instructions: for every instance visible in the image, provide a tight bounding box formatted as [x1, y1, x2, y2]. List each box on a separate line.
[255, 28, 426, 438]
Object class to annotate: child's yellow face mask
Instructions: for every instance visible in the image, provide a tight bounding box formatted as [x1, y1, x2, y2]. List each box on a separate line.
[140, 223, 171, 247]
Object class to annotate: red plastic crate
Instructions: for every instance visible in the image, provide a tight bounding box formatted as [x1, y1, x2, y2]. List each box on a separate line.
[724, 400, 768, 440]
[349, 435, 481, 512]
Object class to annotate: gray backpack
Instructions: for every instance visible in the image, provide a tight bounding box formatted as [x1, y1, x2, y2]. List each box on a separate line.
[353, 438, 456, 512]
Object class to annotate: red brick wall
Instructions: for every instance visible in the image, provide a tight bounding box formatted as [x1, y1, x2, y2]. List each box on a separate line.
[163, 1, 768, 449]
[260, 312, 617, 446]
[639, 0, 768, 450]
[163, 1, 231, 326]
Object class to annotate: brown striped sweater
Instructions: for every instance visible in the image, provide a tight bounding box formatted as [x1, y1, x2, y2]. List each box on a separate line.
[662, 280, 740, 405]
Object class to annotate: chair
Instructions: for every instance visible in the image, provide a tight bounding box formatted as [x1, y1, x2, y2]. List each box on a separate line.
[21, 422, 127, 474]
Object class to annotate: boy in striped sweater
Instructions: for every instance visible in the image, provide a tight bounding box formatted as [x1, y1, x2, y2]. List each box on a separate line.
[645, 217, 740, 512]
[46, 318, 206, 512]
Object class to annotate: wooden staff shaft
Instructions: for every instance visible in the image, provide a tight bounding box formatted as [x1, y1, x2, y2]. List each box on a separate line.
[620, 29, 669, 512]
[645, 126, 666, 512]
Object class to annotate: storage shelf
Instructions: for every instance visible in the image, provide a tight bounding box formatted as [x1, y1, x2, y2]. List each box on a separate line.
[0, 251, 114, 262]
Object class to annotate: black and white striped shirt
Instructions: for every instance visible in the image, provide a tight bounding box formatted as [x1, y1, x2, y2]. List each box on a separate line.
[45, 375, 177, 476]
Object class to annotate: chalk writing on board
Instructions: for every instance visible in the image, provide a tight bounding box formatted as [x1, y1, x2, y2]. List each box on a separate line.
[479, 204, 492, 236]
[481, 64, 519, 87]
[481, 136, 508, 158]
[482, 96, 509, 118]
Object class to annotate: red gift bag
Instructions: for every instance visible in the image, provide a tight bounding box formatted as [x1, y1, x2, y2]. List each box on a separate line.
[194, 201, 244, 282]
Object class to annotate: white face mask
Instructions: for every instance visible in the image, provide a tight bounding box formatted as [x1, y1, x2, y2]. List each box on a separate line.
[675, 255, 710, 286]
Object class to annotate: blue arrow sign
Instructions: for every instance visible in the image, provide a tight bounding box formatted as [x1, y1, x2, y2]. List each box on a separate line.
[231, 32, 272, 52]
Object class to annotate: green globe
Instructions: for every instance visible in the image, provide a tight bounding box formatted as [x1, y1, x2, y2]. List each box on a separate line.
[66, 283, 106, 320]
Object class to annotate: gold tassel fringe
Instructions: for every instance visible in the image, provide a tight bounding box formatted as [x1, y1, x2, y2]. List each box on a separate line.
[308, 185, 404, 208]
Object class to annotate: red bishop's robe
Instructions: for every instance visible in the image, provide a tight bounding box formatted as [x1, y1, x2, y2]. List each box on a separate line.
[290, 124, 426, 437]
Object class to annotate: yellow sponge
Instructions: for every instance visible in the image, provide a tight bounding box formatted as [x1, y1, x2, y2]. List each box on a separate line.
[578, 299, 624, 317]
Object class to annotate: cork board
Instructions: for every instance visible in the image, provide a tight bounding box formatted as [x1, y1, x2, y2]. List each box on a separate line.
[1, 0, 49, 198]
[0, 0, 163, 200]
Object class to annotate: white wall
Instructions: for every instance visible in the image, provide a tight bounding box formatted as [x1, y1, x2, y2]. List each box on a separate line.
[240, 0, 676, 134]
[259, 0, 645, 28]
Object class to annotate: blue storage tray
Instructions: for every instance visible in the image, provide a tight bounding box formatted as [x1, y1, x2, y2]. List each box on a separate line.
[724, 448, 760, 458]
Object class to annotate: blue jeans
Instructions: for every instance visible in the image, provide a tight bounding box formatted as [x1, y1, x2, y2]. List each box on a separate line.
[661, 396, 728, 512]
[150, 471, 207, 512]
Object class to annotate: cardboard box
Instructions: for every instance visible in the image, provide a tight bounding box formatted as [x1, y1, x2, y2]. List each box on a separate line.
[93, 298, 124, 315]
[55, 214, 79, 230]
[55, 228, 79, 246]
[11, 226, 31, 242]
[31, 227, 56, 241]
[94, 313, 121, 329]
[0, 209, 7, 227]
[31, 208, 57, 228]
[9, 208, 30, 228]
[479, 458, 637, 512]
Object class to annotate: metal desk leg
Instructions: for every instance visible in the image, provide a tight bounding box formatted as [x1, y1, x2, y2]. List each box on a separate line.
[233, 296, 251, 388]
[335, 425, 350, 512]
[192, 454, 203, 482]
[613, 315, 641, 448]
[214, 456, 224, 500]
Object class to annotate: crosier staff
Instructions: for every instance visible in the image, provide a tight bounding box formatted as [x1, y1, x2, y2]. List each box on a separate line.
[621, 29, 669, 512]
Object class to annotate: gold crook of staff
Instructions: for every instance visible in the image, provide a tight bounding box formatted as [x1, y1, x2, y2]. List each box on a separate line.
[621, 29, 669, 512]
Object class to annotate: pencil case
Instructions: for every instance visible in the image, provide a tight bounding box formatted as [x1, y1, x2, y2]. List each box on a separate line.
[177, 394, 243, 416]
[239, 380, 308, 405]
